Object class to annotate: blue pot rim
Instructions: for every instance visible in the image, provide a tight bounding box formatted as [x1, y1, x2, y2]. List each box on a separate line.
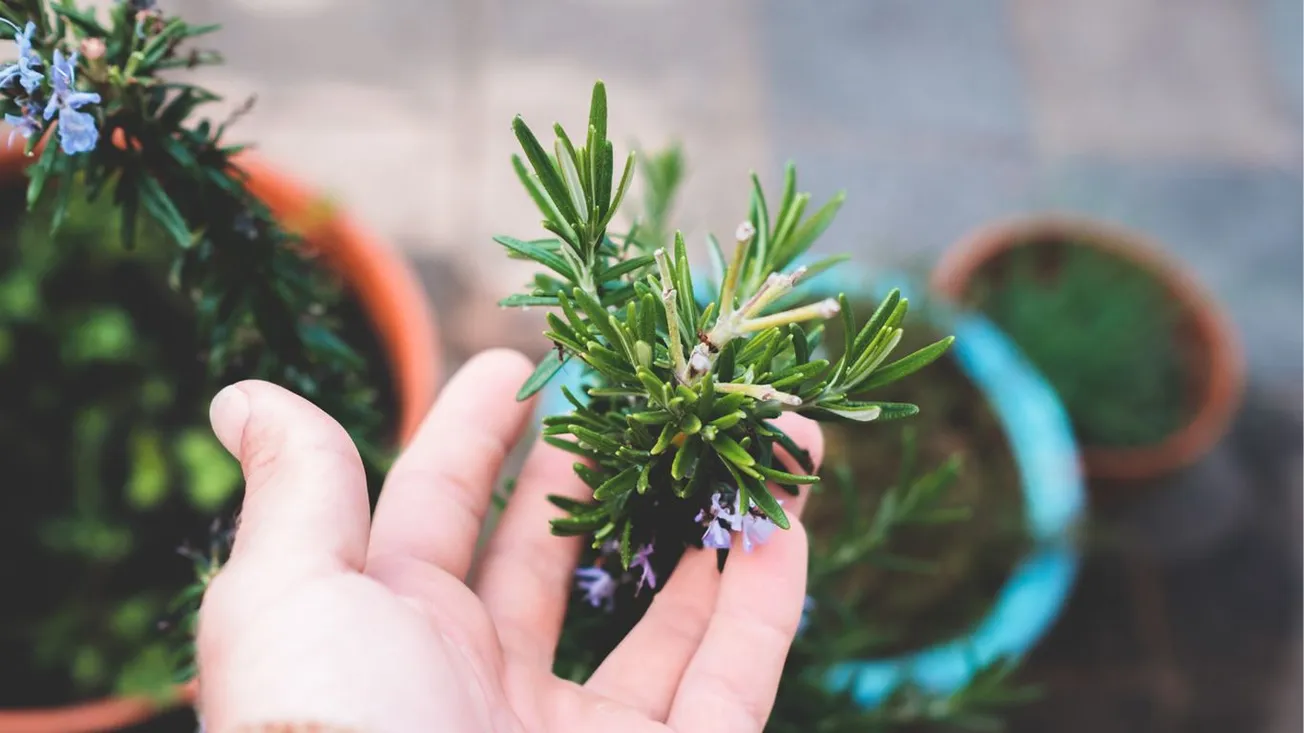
[800, 266, 1085, 707]
[536, 265, 1086, 709]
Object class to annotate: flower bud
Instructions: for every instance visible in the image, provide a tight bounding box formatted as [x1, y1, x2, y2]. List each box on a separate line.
[735, 221, 756, 243]
[81, 38, 106, 60]
[688, 344, 711, 375]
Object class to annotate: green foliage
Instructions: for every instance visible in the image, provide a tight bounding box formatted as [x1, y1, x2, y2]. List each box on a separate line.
[62, 307, 134, 362]
[794, 439, 970, 666]
[634, 143, 683, 251]
[770, 432, 1036, 732]
[1, 0, 397, 700]
[771, 656, 1037, 733]
[805, 433, 969, 598]
[175, 428, 241, 511]
[25, 592, 185, 701]
[970, 243, 1186, 447]
[125, 429, 169, 510]
[502, 82, 952, 556]
[862, 660, 1040, 732]
[546, 421, 1036, 730]
[0, 0, 383, 442]
[818, 304, 1031, 657]
[0, 182, 235, 699]
[496, 84, 996, 730]
[167, 519, 233, 686]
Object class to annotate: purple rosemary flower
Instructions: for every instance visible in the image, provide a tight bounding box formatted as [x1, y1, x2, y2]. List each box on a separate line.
[700, 520, 733, 550]
[629, 544, 657, 593]
[42, 50, 100, 155]
[696, 488, 741, 550]
[575, 566, 617, 611]
[740, 511, 777, 553]
[4, 101, 41, 146]
[1, 21, 44, 94]
[695, 487, 781, 553]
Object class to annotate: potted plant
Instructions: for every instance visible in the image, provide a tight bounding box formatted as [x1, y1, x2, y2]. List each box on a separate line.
[931, 216, 1244, 483]
[798, 275, 1084, 713]
[0, 2, 438, 730]
[510, 85, 1083, 730]
[773, 435, 1042, 732]
[811, 312, 1031, 650]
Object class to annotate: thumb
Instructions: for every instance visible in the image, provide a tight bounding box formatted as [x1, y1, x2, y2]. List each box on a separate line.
[198, 381, 375, 733]
[210, 380, 371, 576]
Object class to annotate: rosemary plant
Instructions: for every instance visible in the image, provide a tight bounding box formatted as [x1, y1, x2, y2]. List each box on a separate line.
[632, 143, 683, 254]
[0, 0, 384, 447]
[502, 80, 952, 598]
[778, 435, 1035, 733]
[2, 0, 391, 698]
[499, 82, 969, 725]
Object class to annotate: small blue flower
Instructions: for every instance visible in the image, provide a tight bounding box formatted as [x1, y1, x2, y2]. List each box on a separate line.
[695, 487, 780, 553]
[701, 520, 733, 550]
[42, 49, 100, 154]
[1, 21, 44, 94]
[740, 512, 777, 553]
[696, 488, 741, 550]
[629, 544, 657, 593]
[575, 566, 617, 611]
[54, 106, 97, 153]
[4, 101, 42, 146]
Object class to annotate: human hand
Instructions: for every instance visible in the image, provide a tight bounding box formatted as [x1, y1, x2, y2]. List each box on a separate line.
[198, 349, 823, 733]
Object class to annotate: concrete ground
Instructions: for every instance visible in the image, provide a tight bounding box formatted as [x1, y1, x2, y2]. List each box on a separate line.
[152, 0, 1301, 730]
[168, 0, 1302, 394]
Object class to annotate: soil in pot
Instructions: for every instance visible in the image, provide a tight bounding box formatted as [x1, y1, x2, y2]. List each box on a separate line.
[805, 314, 1028, 656]
[963, 240, 1190, 449]
[0, 179, 397, 710]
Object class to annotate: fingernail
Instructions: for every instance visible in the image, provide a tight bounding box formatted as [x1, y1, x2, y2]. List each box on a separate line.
[209, 385, 250, 457]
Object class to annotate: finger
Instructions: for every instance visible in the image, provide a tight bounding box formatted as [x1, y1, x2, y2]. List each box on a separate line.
[210, 380, 370, 576]
[587, 413, 822, 720]
[667, 520, 809, 733]
[473, 439, 589, 669]
[367, 349, 535, 579]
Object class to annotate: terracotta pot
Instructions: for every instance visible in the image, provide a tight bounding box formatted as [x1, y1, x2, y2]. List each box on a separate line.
[931, 215, 1244, 482]
[0, 147, 439, 731]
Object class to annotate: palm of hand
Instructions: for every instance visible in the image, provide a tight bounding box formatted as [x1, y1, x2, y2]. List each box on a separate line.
[199, 351, 819, 733]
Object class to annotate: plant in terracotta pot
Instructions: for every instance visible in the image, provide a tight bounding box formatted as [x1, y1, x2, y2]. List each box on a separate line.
[502, 83, 1043, 731]
[932, 218, 1243, 482]
[0, 2, 436, 729]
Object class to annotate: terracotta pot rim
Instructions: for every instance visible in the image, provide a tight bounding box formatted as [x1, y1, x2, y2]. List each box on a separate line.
[233, 153, 439, 443]
[0, 148, 439, 731]
[930, 213, 1244, 482]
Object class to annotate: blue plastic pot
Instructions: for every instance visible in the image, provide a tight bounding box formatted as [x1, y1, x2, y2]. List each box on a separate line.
[802, 267, 1084, 707]
[536, 265, 1085, 708]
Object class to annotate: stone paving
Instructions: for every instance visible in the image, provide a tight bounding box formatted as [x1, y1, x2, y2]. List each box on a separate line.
[117, 0, 1303, 730]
